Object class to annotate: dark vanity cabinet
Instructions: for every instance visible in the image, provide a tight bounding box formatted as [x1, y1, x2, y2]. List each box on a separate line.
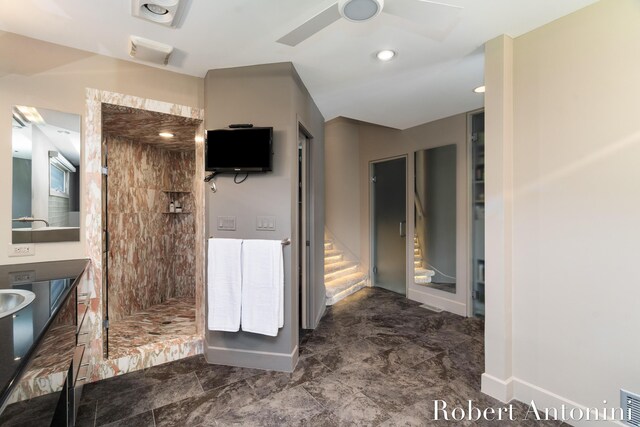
[0, 259, 90, 427]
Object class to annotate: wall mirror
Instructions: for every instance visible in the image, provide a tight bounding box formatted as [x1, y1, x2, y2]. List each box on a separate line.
[414, 144, 456, 293]
[12, 106, 81, 243]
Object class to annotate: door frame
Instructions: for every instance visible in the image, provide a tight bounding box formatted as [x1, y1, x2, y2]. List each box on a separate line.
[298, 126, 311, 329]
[369, 155, 409, 296]
[297, 120, 325, 329]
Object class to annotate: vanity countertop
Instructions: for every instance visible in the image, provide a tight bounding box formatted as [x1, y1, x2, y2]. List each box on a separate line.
[0, 258, 89, 411]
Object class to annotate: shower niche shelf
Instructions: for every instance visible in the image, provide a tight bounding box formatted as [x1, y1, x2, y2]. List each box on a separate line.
[163, 190, 192, 215]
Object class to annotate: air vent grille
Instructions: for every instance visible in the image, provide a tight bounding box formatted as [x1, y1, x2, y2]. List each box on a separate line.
[129, 36, 173, 66]
[622, 389, 640, 427]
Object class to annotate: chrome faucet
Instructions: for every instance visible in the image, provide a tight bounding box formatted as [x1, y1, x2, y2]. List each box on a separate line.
[12, 217, 50, 227]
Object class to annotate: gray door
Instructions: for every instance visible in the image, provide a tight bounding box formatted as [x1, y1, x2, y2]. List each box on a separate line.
[372, 157, 407, 295]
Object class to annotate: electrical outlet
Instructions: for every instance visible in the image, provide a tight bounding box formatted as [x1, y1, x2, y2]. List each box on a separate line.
[8, 244, 35, 257]
[9, 271, 36, 284]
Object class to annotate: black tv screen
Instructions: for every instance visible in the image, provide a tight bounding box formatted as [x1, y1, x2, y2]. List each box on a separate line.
[205, 127, 273, 172]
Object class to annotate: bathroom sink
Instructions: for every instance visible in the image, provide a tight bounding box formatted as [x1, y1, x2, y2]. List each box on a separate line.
[0, 289, 36, 319]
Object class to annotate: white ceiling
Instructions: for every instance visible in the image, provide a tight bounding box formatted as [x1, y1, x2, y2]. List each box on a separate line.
[0, 0, 597, 129]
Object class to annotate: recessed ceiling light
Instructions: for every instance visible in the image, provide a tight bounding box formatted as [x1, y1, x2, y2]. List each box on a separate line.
[474, 85, 486, 93]
[377, 50, 396, 61]
[144, 3, 169, 15]
[132, 0, 185, 28]
[159, 132, 174, 138]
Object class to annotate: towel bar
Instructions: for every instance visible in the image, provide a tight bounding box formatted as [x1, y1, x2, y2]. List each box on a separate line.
[208, 237, 291, 246]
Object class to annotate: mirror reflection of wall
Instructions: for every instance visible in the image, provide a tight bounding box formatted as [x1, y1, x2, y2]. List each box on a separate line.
[11, 106, 81, 243]
[414, 145, 457, 293]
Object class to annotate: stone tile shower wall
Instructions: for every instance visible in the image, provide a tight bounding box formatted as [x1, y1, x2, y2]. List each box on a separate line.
[85, 89, 205, 380]
[106, 135, 195, 321]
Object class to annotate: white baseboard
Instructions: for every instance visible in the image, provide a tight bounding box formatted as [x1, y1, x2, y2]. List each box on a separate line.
[512, 378, 625, 427]
[481, 373, 514, 403]
[205, 344, 298, 373]
[481, 374, 626, 427]
[408, 287, 467, 316]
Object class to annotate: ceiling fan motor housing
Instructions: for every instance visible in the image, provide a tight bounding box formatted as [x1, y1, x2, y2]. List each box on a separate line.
[338, 0, 384, 22]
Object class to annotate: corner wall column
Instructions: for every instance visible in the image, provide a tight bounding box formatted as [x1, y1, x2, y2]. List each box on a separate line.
[481, 34, 515, 402]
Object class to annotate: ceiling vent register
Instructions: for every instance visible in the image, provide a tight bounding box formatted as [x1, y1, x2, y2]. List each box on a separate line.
[622, 389, 640, 427]
[129, 36, 174, 65]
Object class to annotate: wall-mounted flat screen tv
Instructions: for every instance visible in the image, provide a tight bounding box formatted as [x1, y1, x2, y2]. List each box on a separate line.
[205, 127, 273, 172]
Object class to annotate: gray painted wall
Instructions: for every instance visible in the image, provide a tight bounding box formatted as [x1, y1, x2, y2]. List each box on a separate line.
[204, 63, 324, 371]
[324, 118, 360, 259]
[12, 157, 31, 227]
[291, 70, 326, 329]
[69, 165, 80, 212]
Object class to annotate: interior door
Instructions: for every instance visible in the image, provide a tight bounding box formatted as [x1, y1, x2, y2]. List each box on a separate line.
[372, 157, 407, 295]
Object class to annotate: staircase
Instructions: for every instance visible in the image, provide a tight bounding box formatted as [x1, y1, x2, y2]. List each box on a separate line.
[324, 238, 368, 305]
[414, 235, 435, 285]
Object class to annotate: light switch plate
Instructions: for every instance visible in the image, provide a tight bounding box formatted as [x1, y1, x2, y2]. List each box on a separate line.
[256, 216, 276, 231]
[217, 216, 236, 231]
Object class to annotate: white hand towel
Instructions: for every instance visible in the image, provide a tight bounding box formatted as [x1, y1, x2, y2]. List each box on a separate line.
[241, 239, 284, 336]
[207, 238, 243, 332]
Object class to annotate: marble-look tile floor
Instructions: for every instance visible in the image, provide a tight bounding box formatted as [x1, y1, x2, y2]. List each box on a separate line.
[108, 297, 196, 360]
[79, 288, 568, 426]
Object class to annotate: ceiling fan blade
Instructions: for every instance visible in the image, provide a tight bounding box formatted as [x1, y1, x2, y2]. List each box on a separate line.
[277, 3, 341, 47]
[384, 0, 463, 41]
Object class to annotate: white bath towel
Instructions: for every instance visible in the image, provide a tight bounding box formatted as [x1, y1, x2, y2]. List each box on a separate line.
[207, 238, 243, 332]
[241, 239, 284, 336]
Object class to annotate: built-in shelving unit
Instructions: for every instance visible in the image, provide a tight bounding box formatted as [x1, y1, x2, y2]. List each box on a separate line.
[471, 111, 485, 318]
